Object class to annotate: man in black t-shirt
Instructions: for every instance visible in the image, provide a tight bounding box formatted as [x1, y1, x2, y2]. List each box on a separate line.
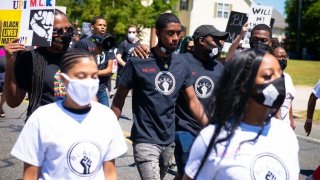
[174, 25, 229, 178]
[111, 13, 208, 180]
[75, 16, 114, 106]
[115, 25, 140, 88]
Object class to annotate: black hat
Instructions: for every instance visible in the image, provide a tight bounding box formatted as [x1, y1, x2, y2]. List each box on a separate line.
[193, 25, 229, 40]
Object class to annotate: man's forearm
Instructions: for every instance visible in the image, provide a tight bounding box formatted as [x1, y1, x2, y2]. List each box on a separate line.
[306, 93, 317, 121]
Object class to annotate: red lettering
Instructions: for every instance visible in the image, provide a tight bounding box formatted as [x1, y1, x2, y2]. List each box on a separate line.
[149, 68, 156, 72]
[30, 0, 37, 7]
[39, 0, 44, 6]
[142, 68, 149, 73]
[192, 72, 197, 76]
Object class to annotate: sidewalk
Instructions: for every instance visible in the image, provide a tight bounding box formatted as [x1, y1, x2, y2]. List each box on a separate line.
[293, 86, 320, 112]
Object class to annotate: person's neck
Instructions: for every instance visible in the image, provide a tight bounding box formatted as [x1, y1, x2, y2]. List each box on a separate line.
[242, 98, 271, 126]
[63, 97, 91, 110]
[154, 45, 171, 58]
[193, 48, 210, 63]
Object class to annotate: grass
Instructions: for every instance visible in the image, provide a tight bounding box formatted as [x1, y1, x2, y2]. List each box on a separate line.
[297, 109, 320, 122]
[286, 60, 320, 86]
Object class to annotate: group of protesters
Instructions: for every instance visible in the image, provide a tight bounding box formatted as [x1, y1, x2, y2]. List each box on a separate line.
[2, 8, 320, 180]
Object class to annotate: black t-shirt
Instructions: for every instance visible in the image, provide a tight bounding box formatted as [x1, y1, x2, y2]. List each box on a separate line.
[116, 39, 139, 73]
[120, 49, 193, 145]
[15, 48, 65, 107]
[74, 36, 115, 89]
[175, 53, 224, 135]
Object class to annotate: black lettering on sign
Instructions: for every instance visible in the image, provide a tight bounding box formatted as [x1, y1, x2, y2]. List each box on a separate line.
[225, 11, 248, 43]
[2, 29, 18, 37]
[1, 37, 14, 44]
[3, 21, 19, 28]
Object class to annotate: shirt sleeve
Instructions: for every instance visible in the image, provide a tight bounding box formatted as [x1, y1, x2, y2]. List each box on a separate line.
[184, 133, 207, 179]
[103, 114, 128, 161]
[116, 41, 126, 55]
[10, 112, 44, 167]
[182, 62, 193, 89]
[119, 59, 134, 89]
[313, 80, 320, 98]
[14, 51, 33, 92]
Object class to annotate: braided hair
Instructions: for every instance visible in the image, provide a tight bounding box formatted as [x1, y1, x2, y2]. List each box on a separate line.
[194, 49, 268, 178]
[26, 9, 68, 120]
[60, 49, 96, 73]
[155, 13, 180, 30]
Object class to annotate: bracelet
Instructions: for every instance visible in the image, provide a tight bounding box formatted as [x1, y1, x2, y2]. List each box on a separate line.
[306, 119, 312, 123]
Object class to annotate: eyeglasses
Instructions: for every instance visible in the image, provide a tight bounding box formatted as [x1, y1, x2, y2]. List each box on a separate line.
[128, 31, 136, 34]
[53, 26, 74, 36]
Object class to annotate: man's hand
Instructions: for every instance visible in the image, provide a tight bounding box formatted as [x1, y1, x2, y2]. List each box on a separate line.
[240, 22, 249, 36]
[133, 44, 150, 59]
[304, 119, 312, 136]
[30, 10, 54, 39]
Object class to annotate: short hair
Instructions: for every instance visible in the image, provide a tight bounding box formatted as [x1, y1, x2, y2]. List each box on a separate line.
[127, 25, 137, 31]
[60, 49, 96, 73]
[269, 38, 283, 54]
[251, 24, 272, 38]
[155, 13, 180, 30]
[91, 16, 106, 25]
[181, 25, 186, 32]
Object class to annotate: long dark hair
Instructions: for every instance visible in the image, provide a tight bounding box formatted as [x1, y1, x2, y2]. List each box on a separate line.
[194, 49, 267, 178]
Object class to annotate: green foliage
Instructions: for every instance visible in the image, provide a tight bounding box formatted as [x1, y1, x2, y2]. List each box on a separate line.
[56, 0, 178, 42]
[285, 0, 320, 59]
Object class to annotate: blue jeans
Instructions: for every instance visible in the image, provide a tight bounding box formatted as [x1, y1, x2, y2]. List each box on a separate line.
[133, 142, 175, 180]
[96, 87, 109, 106]
[174, 131, 196, 176]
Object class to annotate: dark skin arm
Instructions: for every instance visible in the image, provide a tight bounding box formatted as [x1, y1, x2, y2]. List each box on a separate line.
[304, 93, 318, 136]
[111, 84, 130, 119]
[4, 38, 27, 108]
[183, 86, 208, 127]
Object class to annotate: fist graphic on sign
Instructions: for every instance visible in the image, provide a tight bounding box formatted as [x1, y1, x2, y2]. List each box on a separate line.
[30, 10, 54, 39]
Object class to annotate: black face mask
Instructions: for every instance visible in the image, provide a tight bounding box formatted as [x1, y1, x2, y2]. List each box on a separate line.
[251, 75, 286, 109]
[250, 40, 269, 51]
[52, 33, 72, 52]
[278, 58, 287, 70]
[204, 40, 222, 58]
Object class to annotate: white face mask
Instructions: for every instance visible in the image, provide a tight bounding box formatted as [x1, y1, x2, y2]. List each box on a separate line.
[209, 47, 219, 58]
[128, 33, 136, 42]
[61, 73, 99, 106]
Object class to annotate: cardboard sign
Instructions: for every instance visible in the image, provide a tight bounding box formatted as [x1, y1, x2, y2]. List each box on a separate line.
[82, 22, 92, 37]
[242, 4, 273, 48]
[0, 0, 55, 46]
[225, 11, 248, 43]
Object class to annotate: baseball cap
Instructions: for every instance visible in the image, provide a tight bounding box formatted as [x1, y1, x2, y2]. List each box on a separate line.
[193, 25, 229, 40]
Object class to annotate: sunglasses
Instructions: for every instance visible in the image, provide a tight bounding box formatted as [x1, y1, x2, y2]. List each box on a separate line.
[53, 26, 74, 36]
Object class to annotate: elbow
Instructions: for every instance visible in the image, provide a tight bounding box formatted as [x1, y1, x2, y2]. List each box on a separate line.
[6, 99, 21, 108]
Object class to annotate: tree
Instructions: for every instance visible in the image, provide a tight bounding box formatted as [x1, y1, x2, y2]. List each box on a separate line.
[285, 0, 320, 60]
[56, 0, 178, 42]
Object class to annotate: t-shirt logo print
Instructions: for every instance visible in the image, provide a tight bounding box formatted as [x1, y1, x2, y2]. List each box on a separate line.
[195, 76, 214, 98]
[67, 141, 102, 177]
[250, 153, 289, 180]
[155, 72, 176, 95]
[262, 84, 279, 106]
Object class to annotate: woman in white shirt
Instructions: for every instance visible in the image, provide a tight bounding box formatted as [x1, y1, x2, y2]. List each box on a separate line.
[11, 49, 127, 180]
[183, 49, 299, 180]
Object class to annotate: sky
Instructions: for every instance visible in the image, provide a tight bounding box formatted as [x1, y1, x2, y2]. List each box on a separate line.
[255, 0, 286, 16]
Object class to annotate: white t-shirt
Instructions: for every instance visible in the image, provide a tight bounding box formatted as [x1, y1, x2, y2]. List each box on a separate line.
[185, 117, 299, 180]
[312, 80, 320, 98]
[280, 72, 295, 124]
[11, 101, 127, 179]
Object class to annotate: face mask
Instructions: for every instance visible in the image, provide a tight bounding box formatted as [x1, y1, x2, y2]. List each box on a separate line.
[250, 40, 269, 51]
[204, 39, 222, 58]
[128, 33, 136, 42]
[52, 33, 72, 51]
[251, 75, 286, 109]
[61, 73, 99, 106]
[278, 58, 287, 70]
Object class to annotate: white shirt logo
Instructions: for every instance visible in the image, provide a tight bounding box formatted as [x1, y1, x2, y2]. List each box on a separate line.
[195, 76, 214, 98]
[251, 153, 289, 180]
[155, 71, 176, 95]
[262, 84, 279, 106]
[67, 141, 102, 177]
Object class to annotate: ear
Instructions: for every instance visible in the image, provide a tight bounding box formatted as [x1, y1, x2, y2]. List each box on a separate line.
[198, 37, 206, 46]
[91, 25, 94, 31]
[155, 29, 160, 38]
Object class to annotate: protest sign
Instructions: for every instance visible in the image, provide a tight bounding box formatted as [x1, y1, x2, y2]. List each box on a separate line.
[82, 22, 92, 37]
[225, 11, 248, 43]
[242, 4, 273, 48]
[0, 0, 55, 46]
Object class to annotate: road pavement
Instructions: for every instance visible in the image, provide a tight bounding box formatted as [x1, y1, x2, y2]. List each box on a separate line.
[0, 85, 320, 179]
